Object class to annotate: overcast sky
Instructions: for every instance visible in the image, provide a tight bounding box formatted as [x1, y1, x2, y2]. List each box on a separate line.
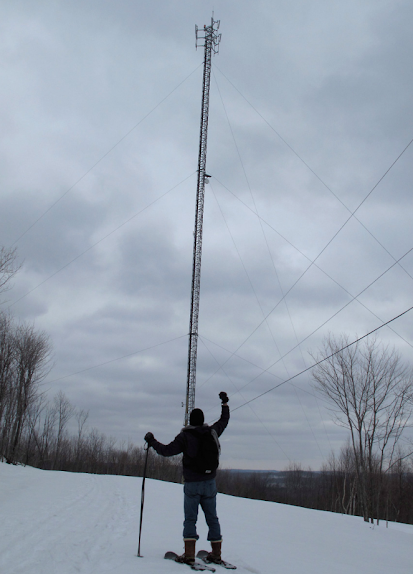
[1, 0, 413, 470]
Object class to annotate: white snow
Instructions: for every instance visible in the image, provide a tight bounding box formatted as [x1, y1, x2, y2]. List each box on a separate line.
[0, 462, 412, 574]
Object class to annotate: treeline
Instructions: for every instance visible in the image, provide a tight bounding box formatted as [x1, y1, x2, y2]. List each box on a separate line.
[1, 379, 182, 483]
[216, 448, 413, 526]
[3, 378, 413, 525]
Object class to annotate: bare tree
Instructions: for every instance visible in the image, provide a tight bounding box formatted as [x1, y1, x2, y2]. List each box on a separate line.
[0, 247, 20, 300]
[52, 391, 75, 469]
[74, 408, 89, 470]
[7, 323, 51, 462]
[39, 401, 58, 466]
[312, 334, 413, 522]
[322, 443, 359, 516]
[0, 312, 15, 458]
[24, 394, 48, 466]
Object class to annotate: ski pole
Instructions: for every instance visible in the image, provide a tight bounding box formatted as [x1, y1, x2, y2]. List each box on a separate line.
[137, 443, 150, 557]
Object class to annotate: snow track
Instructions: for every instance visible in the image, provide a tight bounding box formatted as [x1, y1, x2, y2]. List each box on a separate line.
[1, 463, 412, 574]
[1, 467, 135, 574]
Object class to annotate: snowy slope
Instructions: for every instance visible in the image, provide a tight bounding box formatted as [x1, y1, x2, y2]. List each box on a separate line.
[0, 462, 412, 574]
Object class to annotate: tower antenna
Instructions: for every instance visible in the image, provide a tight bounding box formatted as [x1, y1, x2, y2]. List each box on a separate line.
[185, 16, 221, 426]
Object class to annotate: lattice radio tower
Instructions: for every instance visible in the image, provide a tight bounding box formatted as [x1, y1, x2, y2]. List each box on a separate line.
[184, 17, 221, 426]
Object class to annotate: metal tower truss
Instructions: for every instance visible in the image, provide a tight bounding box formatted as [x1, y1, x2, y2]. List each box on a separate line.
[185, 17, 221, 426]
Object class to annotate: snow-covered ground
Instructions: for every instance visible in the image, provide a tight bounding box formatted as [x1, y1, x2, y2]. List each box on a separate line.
[1, 462, 412, 574]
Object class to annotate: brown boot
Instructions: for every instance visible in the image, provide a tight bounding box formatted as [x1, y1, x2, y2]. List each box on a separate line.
[175, 539, 196, 565]
[206, 540, 222, 564]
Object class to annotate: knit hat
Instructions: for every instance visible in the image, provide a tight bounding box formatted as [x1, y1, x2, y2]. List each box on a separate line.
[189, 408, 204, 426]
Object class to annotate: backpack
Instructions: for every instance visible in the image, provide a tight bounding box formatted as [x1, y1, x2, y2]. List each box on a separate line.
[187, 428, 221, 474]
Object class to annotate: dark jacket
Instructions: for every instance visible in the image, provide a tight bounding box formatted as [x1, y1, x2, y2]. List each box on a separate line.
[151, 404, 229, 482]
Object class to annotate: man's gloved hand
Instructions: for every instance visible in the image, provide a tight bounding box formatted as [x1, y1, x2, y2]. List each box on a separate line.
[144, 432, 155, 446]
[219, 392, 229, 404]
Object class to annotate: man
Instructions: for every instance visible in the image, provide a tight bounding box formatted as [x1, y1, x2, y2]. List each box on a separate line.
[144, 391, 229, 565]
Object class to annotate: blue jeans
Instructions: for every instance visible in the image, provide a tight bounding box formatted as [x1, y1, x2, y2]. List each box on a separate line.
[183, 479, 222, 541]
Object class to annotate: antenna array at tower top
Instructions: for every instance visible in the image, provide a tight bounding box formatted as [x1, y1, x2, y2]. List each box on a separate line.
[195, 17, 221, 54]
